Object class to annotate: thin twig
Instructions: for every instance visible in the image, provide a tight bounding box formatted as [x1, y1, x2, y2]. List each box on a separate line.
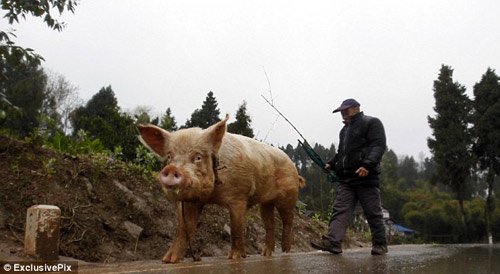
[64, 229, 87, 245]
[261, 94, 307, 141]
[262, 67, 274, 104]
[261, 68, 280, 142]
[73, 203, 92, 210]
[134, 232, 141, 254]
[7, 224, 24, 244]
[263, 115, 280, 143]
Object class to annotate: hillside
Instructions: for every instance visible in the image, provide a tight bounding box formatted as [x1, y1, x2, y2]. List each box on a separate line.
[0, 134, 360, 263]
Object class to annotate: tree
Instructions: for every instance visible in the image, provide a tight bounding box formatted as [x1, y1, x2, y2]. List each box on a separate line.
[380, 150, 408, 224]
[472, 67, 500, 244]
[184, 91, 221, 129]
[71, 86, 138, 159]
[381, 149, 398, 180]
[1, 0, 78, 80]
[421, 157, 436, 181]
[160, 107, 178, 131]
[428, 65, 472, 228]
[398, 156, 419, 190]
[0, 56, 48, 137]
[132, 106, 159, 126]
[45, 71, 82, 134]
[71, 86, 116, 134]
[227, 101, 254, 138]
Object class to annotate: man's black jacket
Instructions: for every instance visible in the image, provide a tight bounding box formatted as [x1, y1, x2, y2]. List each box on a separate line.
[328, 112, 386, 186]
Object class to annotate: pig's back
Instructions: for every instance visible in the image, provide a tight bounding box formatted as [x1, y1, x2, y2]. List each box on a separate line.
[216, 133, 299, 202]
[220, 133, 295, 171]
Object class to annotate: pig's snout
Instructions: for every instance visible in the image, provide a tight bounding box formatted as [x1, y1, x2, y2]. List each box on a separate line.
[160, 165, 184, 188]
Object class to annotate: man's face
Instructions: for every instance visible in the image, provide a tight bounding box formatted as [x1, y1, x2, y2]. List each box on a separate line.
[341, 106, 360, 121]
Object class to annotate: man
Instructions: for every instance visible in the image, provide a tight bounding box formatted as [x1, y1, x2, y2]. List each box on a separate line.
[311, 98, 388, 255]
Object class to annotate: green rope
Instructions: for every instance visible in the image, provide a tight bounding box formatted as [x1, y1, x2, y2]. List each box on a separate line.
[298, 139, 337, 184]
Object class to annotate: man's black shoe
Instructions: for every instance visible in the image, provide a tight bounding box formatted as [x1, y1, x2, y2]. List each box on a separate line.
[371, 244, 388, 255]
[311, 237, 342, 254]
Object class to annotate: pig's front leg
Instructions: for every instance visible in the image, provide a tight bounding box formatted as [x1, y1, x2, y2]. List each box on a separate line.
[163, 202, 204, 263]
[227, 200, 248, 259]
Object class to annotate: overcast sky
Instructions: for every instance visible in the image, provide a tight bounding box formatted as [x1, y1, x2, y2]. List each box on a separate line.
[8, 0, 500, 160]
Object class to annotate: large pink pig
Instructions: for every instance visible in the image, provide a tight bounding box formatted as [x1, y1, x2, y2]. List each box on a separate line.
[137, 115, 305, 263]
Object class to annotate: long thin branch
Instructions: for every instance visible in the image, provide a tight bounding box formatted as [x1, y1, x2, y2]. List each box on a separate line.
[261, 94, 306, 141]
[262, 67, 273, 104]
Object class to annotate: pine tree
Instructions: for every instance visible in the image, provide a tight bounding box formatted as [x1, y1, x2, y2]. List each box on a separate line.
[398, 156, 419, 190]
[185, 91, 221, 129]
[427, 65, 472, 229]
[160, 107, 178, 131]
[227, 101, 254, 138]
[472, 68, 500, 244]
[71, 86, 138, 159]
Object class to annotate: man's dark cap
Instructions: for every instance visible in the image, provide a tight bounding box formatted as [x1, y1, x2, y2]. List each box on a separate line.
[332, 98, 360, 113]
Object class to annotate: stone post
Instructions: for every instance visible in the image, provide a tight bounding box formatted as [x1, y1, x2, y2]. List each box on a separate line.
[24, 205, 61, 260]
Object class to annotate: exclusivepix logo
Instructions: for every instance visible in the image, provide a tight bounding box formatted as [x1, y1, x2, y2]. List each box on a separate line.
[2, 262, 76, 272]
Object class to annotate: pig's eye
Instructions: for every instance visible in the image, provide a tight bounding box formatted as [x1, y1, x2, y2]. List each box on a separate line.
[166, 154, 172, 162]
[194, 155, 203, 163]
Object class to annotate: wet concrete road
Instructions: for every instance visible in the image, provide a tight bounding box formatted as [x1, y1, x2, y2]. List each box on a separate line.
[78, 244, 500, 274]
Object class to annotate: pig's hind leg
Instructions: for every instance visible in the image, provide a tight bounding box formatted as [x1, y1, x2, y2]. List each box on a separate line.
[274, 175, 299, 253]
[260, 203, 276, 256]
[163, 202, 204, 263]
[277, 207, 294, 252]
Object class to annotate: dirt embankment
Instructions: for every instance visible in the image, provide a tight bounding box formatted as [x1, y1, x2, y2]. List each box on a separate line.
[0, 135, 337, 263]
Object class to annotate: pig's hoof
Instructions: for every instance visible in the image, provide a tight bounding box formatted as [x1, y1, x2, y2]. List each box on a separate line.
[227, 250, 247, 259]
[261, 248, 273, 256]
[162, 252, 182, 263]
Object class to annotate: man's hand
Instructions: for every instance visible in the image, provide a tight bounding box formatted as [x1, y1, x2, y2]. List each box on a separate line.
[356, 167, 369, 177]
[323, 164, 331, 173]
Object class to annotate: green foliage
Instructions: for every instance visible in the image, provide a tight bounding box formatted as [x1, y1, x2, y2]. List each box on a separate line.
[42, 157, 57, 179]
[492, 202, 500, 240]
[398, 156, 419, 190]
[472, 68, 500, 172]
[283, 141, 336, 219]
[472, 68, 500, 242]
[428, 65, 473, 222]
[295, 201, 307, 212]
[399, 188, 489, 243]
[227, 101, 254, 138]
[132, 106, 158, 126]
[382, 149, 398, 181]
[50, 130, 104, 155]
[1, 0, 78, 82]
[134, 145, 160, 170]
[126, 144, 162, 180]
[160, 107, 178, 131]
[70, 86, 139, 160]
[184, 91, 221, 129]
[0, 58, 49, 137]
[1, 0, 78, 29]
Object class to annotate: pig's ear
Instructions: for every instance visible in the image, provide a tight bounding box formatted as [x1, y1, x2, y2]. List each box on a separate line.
[204, 114, 229, 153]
[137, 124, 170, 158]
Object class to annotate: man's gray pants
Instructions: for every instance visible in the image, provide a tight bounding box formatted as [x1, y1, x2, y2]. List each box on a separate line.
[327, 183, 386, 245]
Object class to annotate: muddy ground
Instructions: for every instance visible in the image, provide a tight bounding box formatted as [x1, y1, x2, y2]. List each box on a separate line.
[0, 134, 368, 263]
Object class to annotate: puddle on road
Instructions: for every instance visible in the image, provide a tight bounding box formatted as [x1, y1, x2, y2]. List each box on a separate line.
[402, 245, 500, 274]
[77, 244, 500, 274]
[312, 244, 500, 274]
[248, 245, 500, 274]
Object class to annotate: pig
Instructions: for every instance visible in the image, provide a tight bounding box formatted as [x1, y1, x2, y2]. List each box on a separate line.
[137, 114, 305, 263]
